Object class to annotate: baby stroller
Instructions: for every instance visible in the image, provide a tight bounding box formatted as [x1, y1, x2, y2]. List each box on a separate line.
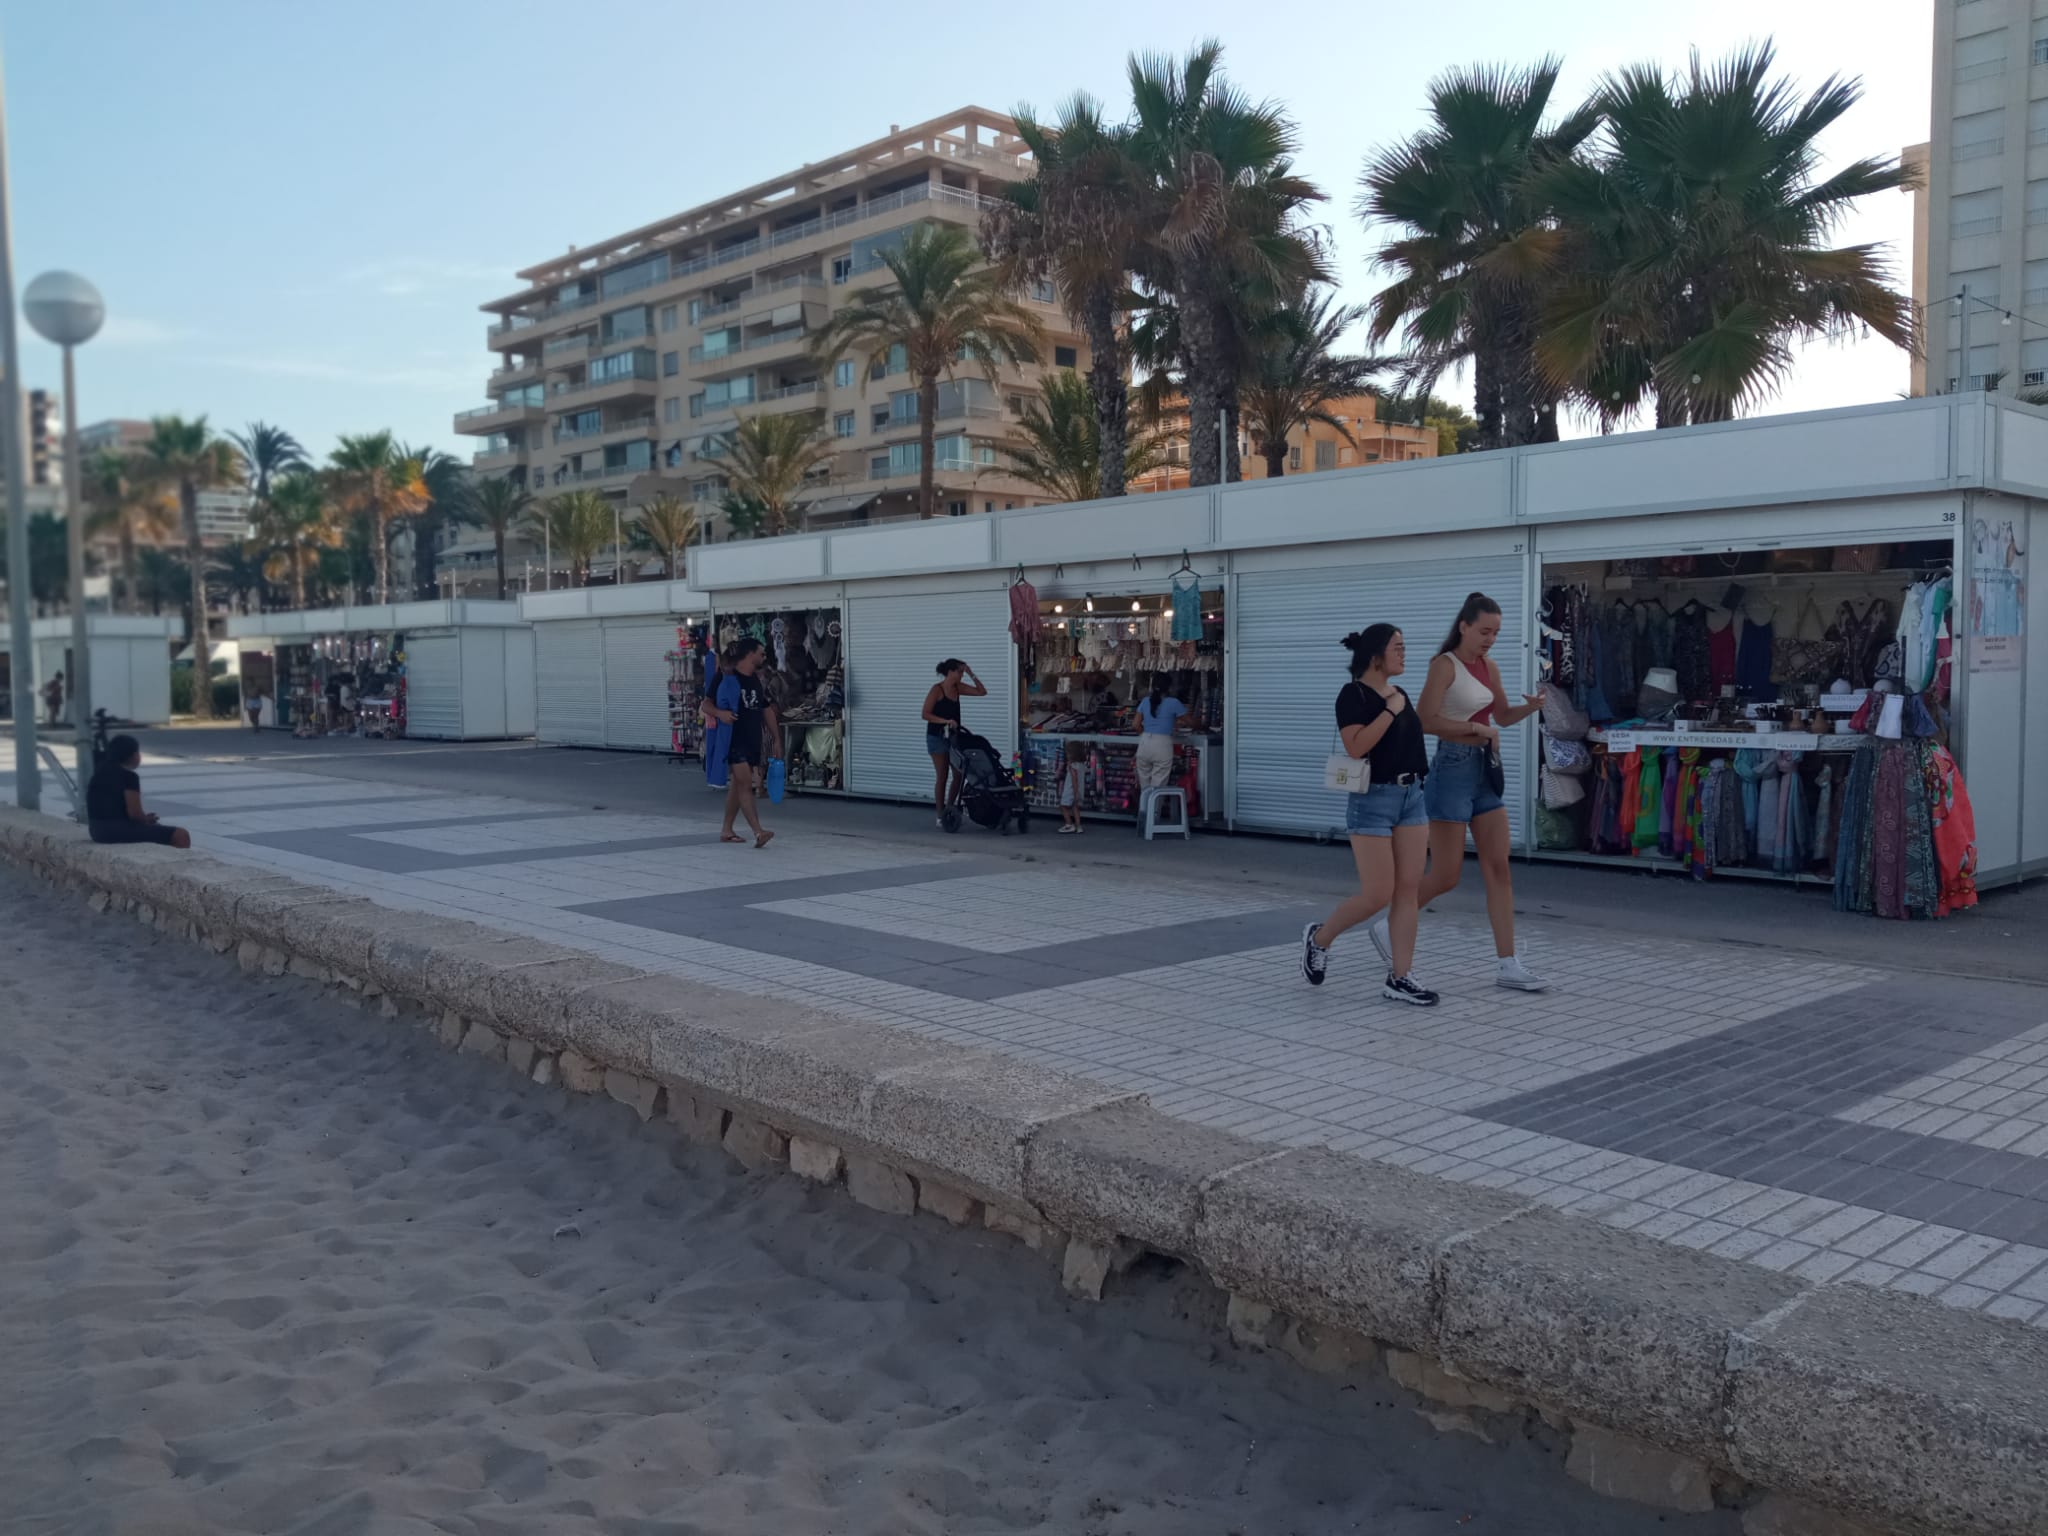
[941, 728, 1030, 835]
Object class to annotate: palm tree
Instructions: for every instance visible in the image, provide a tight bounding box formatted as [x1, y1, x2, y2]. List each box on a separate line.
[1533, 45, 1916, 428]
[135, 547, 187, 618]
[470, 474, 533, 599]
[983, 96, 1144, 497]
[719, 490, 768, 540]
[81, 449, 175, 613]
[211, 542, 270, 615]
[722, 412, 837, 535]
[991, 370, 1171, 502]
[1359, 58, 1599, 450]
[1239, 289, 1399, 477]
[521, 491, 611, 588]
[136, 415, 242, 687]
[326, 431, 428, 603]
[1125, 41, 1329, 486]
[810, 221, 1044, 519]
[257, 470, 337, 610]
[400, 442, 471, 598]
[631, 492, 698, 579]
[228, 421, 308, 503]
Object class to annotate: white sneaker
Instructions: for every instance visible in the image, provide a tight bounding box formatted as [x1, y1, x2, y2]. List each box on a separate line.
[1496, 954, 1548, 992]
[1365, 915, 1392, 969]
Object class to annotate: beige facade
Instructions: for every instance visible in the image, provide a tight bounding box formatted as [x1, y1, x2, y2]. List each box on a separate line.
[462, 110, 1086, 540]
[1923, 0, 2048, 394]
[1130, 393, 1437, 494]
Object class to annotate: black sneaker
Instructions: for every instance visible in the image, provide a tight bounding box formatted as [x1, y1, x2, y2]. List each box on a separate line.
[1300, 922, 1329, 986]
[1381, 971, 1439, 1007]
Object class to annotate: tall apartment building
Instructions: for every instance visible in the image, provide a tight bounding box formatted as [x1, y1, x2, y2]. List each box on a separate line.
[78, 418, 153, 458]
[462, 110, 1086, 538]
[1924, 0, 2048, 392]
[1, 386, 61, 490]
[1129, 394, 1437, 495]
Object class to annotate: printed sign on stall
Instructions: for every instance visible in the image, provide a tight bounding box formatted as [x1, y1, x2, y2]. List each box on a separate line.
[1969, 515, 2026, 674]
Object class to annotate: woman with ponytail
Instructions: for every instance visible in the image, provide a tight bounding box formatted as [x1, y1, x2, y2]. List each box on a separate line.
[1300, 624, 1437, 1007]
[1134, 671, 1187, 797]
[1381, 591, 1550, 991]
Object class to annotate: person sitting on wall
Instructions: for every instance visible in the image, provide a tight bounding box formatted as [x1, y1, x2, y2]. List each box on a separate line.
[86, 734, 191, 849]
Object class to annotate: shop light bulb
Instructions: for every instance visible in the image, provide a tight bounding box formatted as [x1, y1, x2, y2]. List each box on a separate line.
[1085, 595, 1094, 611]
[1130, 600, 1141, 612]
[1052, 603, 1063, 614]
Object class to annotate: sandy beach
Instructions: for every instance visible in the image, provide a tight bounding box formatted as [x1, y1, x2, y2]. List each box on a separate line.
[0, 862, 1729, 1536]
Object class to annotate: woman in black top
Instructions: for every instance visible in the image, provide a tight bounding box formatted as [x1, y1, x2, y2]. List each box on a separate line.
[921, 658, 985, 826]
[1300, 625, 1437, 1006]
[85, 735, 190, 849]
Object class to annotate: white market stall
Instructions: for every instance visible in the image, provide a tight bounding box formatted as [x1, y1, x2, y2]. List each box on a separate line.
[518, 581, 712, 757]
[226, 601, 533, 740]
[680, 394, 2046, 901]
[0, 614, 182, 726]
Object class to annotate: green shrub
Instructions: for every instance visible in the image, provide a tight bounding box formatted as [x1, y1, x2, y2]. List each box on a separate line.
[170, 669, 193, 715]
[212, 679, 241, 719]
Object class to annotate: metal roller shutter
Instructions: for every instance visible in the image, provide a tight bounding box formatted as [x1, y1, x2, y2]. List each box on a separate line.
[1234, 556, 1527, 841]
[535, 620, 604, 745]
[404, 632, 463, 739]
[845, 591, 1013, 800]
[601, 617, 677, 750]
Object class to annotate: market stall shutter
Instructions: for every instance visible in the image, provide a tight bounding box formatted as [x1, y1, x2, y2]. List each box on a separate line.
[404, 632, 462, 739]
[535, 620, 605, 745]
[845, 591, 1013, 800]
[601, 618, 677, 750]
[1234, 556, 1527, 841]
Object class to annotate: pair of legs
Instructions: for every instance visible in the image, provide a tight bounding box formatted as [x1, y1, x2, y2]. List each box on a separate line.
[89, 819, 191, 851]
[1419, 808, 1518, 958]
[1313, 824, 1427, 977]
[1059, 765, 1083, 832]
[929, 744, 953, 820]
[720, 758, 773, 848]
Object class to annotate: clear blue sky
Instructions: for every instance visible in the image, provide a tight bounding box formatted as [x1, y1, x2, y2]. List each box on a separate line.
[0, 0, 1931, 459]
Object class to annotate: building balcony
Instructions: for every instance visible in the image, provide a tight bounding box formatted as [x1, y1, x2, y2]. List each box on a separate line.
[691, 323, 811, 373]
[491, 358, 541, 388]
[753, 380, 825, 415]
[548, 350, 660, 405]
[453, 399, 545, 435]
[542, 333, 596, 364]
[472, 443, 524, 470]
[553, 414, 655, 445]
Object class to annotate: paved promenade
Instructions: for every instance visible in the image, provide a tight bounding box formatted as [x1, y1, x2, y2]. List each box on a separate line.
[11, 745, 2048, 1330]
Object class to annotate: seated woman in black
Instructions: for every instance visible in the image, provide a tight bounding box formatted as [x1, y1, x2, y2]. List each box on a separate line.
[86, 735, 190, 848]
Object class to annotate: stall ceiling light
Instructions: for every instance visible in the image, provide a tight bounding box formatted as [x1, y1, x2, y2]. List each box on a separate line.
[1085, 594, 1095, 611]
[1052, 603, 1063, 614]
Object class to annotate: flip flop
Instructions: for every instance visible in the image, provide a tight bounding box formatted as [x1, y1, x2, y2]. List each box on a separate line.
[719, 834, 745, 844]
[754, 830, 776, 849]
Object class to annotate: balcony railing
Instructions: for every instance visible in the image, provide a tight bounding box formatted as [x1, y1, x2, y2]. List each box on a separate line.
[552, 413, 655, 444]
[1954, 215, 2003, 237]
[754, 271, 825, 299]
[487, 314, 539, 342]
[549, 352, 660, 397]
[689, 338, 738, 364]
[491, 360, 539, 383]
[1954, 138, 2005, 162]
[576, 460, 650, 482]
[758, 380, 821, 403]
[694, 296, 743, 324]
[1956, 60, 2007, 85]
[543, 334, 594, 359]
[746, 323, 806, 352]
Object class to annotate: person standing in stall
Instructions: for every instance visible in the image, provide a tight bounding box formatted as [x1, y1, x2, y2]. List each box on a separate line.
[921, 658, 986, 827]
[1300, 624, 1438, 1007]
[1394, 592, 1550, 992]
[1134, 672, 1187, 794]
[709, 639, 777, 849]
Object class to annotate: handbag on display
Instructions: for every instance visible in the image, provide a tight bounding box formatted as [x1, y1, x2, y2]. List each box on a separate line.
[1772, 594, 1842, 688]
[1539, 686, 1591, 741]
[1536, 803, 1581, 850]
[1540, 765, 1587, 809]
[1543, 733, 1593, 775]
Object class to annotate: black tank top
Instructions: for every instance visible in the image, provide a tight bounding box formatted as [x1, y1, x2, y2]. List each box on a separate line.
[933, 690, 961, 726]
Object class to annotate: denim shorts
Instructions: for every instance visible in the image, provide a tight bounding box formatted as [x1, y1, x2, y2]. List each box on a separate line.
[1425, 741, 1504, 823]
[1344, 779, 1428, 837]
[927, 730, 950, 757]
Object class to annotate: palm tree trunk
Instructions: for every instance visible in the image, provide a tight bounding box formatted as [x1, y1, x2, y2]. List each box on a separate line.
[1262, 437, 1287, 478]
[1082, 285, 1129, 499]
[292, 540, 307, 609]
[918, 369, 939, 518]
[1472, 329, 1506, 452]
[494, 529, 507, 601]
[373, 502, 390, 603]
[182, 480, 212, 709]
[118, 523, 138, 616]
[1178, 278, 1223, 487]
[1221, 383, 1243, 484]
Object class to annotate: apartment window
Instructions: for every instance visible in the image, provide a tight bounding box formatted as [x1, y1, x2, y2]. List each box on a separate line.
[834, 359, 856, 389]
[947, 500, 967, 517]
[1952, 187, 2002, 239]
[890, 389, 919, 424]
[662, 351, 679, 377]
[663, 397, 681, 425]
[869, 454, 890, 478]
[1054, 345, 1078, 368]
[868, 343, 907, 381]
[871, 406, 890, 430]
[1031, 280, 1056, 304]
[1315, 441, 1336, 472]
[1955, 30, 2007, 86]
[1005, 501, 1016, 510]
[1289, 445, 1302, 471]
[1007, 393, 1027, 415]
[660, 305, 678, 333]
[890, 442, 922, 476]
[833, 256, 854, 284]
[834, 411, 856, 437]
[1365, 451, 1380, 462]
[1338, 447, 1357, 466]
[984, 500, 994, 513]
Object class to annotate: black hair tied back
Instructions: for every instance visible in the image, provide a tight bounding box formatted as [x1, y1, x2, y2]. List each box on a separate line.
[1341, 623, 1401, 680]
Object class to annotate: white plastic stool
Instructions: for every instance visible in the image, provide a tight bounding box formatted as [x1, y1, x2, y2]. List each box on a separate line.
[1141, 786, 1189, 840]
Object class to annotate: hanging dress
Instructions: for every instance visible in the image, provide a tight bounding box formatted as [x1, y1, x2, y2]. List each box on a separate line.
[1734, 614, 1777, 701]
[1928, 744, 1980, 916]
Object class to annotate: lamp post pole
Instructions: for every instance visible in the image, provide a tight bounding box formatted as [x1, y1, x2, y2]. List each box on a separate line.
[25, 273, 107, 811]
[0, 48, 36, 809]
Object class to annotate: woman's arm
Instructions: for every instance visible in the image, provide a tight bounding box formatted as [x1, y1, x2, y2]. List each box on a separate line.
[920, 684, 950, 727]
[1486, 656, 1545, 727]
[123, 787, 159, 824]
[959, 667, 989, 698]
[1340, 715, 1395, 759]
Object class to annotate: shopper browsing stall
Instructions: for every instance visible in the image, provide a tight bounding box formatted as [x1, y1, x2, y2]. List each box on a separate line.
[709, 639, 777, 849]
[1300, 625, 1437, 1007]
[922, 658, 987, 827]
[1134, 673, 1187, 791]
[1402, 593, 1549, 992]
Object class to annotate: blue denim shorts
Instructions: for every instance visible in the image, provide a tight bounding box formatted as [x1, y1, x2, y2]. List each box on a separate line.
[1425, 741, 1504, 823]
[1345, 779, 1428, 837]
[927, 730, 950, 757]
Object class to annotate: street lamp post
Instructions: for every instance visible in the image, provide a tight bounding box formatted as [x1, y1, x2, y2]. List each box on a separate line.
[0, 47, 38, 810]
[25, 271, 105, 808]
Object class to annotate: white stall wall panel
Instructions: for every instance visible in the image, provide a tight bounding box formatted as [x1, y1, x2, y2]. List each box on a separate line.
[1219, 455, 1513, 548]
[693, 534, 827, 590]
[2024, 502, 2048, 868]
[1532, 500, 1957, 558]
[1234, 556, 1527, 842]
[535, 621, 605, 745]
[1961, 498, 2026, 877]
[404, 633, 463, 739]
[1998, 408, 2048, 493]
[464, 630, 509, 739]
[601, 618, 677, 750]
[829, 517, 990, 577]
[1522, 406, 1952, 521]
[93, 641, 134, 723]
[998, 489, 1214, 567]
[505, 628, 537, 737]
[845, 591, 1012, 800]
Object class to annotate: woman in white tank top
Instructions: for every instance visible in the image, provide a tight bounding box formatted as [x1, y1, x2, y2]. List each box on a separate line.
[1366, 593, 1553, 993]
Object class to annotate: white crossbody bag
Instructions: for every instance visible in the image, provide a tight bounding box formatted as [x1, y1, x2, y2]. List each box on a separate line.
[1323, 682, 1374, 794]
